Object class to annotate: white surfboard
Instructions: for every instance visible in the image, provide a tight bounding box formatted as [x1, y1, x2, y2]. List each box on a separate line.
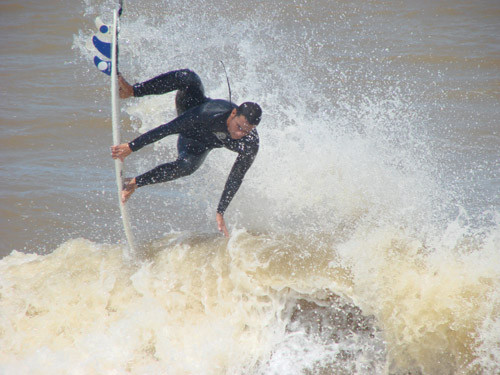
[110, 10, 136, 256]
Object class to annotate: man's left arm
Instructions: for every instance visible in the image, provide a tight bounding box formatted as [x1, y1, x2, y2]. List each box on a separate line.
[216, 144, 258, 236]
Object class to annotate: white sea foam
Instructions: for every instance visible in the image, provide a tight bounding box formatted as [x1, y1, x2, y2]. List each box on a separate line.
[2, 0, 499, 373]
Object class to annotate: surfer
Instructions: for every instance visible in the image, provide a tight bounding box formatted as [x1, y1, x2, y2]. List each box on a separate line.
[111, 69, 262, 237]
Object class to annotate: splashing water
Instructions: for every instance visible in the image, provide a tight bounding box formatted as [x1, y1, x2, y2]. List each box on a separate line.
[2, 0, 499, 373]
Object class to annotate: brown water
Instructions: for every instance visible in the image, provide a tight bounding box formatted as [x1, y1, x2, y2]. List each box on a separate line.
[1, 0, 499, 373]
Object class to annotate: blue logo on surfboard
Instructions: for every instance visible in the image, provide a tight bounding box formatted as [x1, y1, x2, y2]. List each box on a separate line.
[91, 17, 112, 75]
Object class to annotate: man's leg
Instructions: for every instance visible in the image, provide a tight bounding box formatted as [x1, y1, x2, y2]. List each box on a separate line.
[134, 153, 208, 186]
[122, 136, 209, 202]
[173, 70, 206, 115]
[129, 69, 207, 115]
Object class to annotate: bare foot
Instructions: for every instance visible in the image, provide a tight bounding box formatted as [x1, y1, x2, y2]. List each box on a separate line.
[122, 177, 137, 203]
[118, 73, 134, 99]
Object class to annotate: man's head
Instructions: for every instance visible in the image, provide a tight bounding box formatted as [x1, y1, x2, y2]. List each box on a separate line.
[226, 102, 262, 139]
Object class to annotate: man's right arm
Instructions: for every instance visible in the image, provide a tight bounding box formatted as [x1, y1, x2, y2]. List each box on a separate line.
[112, 108, 197, 158]
[111, 143, 132, 161]
[128, 108, 199, 152]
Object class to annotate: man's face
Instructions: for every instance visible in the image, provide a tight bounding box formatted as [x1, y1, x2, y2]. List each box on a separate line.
[227, 110, 255, 140]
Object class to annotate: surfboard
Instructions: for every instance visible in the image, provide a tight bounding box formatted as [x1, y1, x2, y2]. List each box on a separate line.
[92, 17, 112, 75]
[91, 11, 136, 255]
[94, 56, 111, 75]
[93, 35, 111, 59]
[110, 10, 137, 256]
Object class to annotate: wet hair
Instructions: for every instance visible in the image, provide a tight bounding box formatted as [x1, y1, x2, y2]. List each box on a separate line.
[236, 102, 262, 126]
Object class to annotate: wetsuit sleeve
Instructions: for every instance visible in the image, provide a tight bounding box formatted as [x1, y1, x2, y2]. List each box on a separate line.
[217, 146, 258, 215]
[128, 109, 198, 152]
[132, 69, 203, 97]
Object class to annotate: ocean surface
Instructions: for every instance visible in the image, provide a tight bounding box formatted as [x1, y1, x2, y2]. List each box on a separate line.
[1, 0, 499, 373]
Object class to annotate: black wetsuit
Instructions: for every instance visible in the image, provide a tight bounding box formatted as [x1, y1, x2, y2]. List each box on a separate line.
[129, 69, 259, 215]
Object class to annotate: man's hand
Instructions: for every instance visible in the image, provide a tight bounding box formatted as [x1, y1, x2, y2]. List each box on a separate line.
[111, 143, 132, 162]
[118, 73, 134, 99]
[216, 213, 229, 237]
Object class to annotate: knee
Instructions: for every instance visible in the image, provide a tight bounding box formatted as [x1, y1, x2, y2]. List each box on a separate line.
[175, 156, 201, 177]
[175, 69, 202, 88]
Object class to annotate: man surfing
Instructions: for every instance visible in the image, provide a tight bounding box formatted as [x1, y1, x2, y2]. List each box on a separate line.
[111, 69, 262, 237]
